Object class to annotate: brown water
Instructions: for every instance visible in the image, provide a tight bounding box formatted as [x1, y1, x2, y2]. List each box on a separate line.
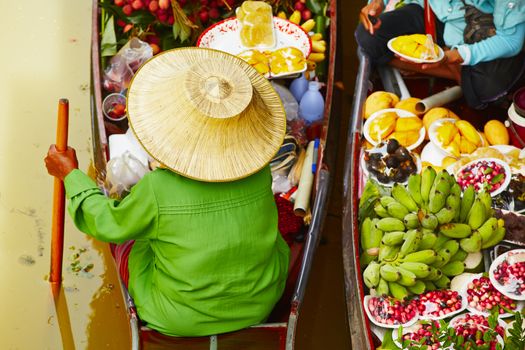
[0, 1, 131, 348]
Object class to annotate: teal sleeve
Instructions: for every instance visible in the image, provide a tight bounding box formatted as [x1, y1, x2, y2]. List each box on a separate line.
[455, 21, 525, 65]
[63, 169, 158, 243]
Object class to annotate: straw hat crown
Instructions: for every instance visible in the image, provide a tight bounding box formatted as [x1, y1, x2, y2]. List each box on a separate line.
[127, 48, 286, 182]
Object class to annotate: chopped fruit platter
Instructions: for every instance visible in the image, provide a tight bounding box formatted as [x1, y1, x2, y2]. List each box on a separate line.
[490, 249, 525, 300]
[387, 34, 444, 64]
[454, 158, 511, 196]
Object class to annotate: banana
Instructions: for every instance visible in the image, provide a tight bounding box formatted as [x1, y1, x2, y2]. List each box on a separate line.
[387, 202, 410, 221]
[380, 264, 401, 282]
[376, 218, 405, 232]
[424, 281, 436, 291]
[421, 213, 439, 230]
[419, 232, 437, 250]
[404, 213, 420, 229]
[366, 247, 380, 256]
[443, 239, 460, 257]
[407, 280, 427, 295]
[388, 282, 409, 300]
[301, 19, 316, 32]
[433, 171, 452, 198]
[392, 183, 419, 212]
[382, 231, 406, 246]
[363, 261, 381, 288]
[478, 190, 493, 217]
[397, 266, 417, 287]
[360, 252, 377, 267]
[433, 247, 452, 268]
[477, 217, 498, 244]
[467, 199, 486, 230]
[362, 218, 383, 251]
[449, 249, 468, 262]
[439, 223, 472, 238]
[380, 196, 396, 207]
[374, 203, 390, 218]
[459, 185, 475, 223]
[435, 206, 456, 225]
[376, 278, 389, 296]
[310, 33, 323, 41]
[308, 52, 325, 62]
[434, 274, 451, 289]
[421, 166, 437, 205]
[424, 266, 443, 281]
[400, 229, 422, 256]
[481, 226, 506, 249]
[434, 233, 451, 250]
[312, 40, 326, 53]
[428, 190, 447, 214]
[277, 11, 287, 19]
[378, 243, 400, 262]
[460, 231, 482, 253]
[446, 193, 461, 222]
[407, 174, 423, 207]
[450, 182, 462, 198]
[403, 249, 437, 264]
[441, 261, 466, 277]
[399, 262, 431, 279]
[289, 10, 301, 24]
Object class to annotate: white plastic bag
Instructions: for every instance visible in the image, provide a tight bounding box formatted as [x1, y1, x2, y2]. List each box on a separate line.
[106, 151, 150, 198]
[271, 82, 299, 121]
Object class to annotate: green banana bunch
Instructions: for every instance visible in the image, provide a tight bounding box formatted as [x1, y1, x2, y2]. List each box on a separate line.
[420, 166, 437, 205]
[387, 201, 410, 220]
[392, 183, 419, 212]
[439, 223, 472, 238]
[361, 218, 383, 256]
[460, 231, 482, 253]
[424, 281, 436, 291]
[428, 190, 447, 214]
[407, 173, 423, 207]
[407, 280, 426, 294]
[397, 266, 417, 287]
[399, 261, 431, 278]
[433, 247, 452, 268]
[404, 212, 420, 229]
[418, 232, 437, 250]
[402, 249, 437, 264]
[374, 202, 390, 218]
[449, 249, 468, 262]
[467, 199, 486, 230]
[436, 206, 456, 225]
[421, 213, 439, 230]
[478, 191, 493, 217]
[380, 264, 400, 282]
[443, 239, 460, 257]
[376, 217, 405, 232]
[423, 266, 443, 281]
[400, 229, 422, 256]
[378, 243, 400, 262]
[476, 217, 498, 244]
[434, 274, 451, 289]
[376, 278, 389, 296]
[440, 260, 465, 277]
[388, 282, 409, 300]
[382, 231, 405, 246]
[363, 261, 381, 288]
[459, 185, 475, 223]
[481, 218, 506, 249]
[380, 196, 396, 207]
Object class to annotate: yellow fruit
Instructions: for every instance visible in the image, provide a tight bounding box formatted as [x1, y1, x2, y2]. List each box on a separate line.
[395, 116, 423, 132]
[422, 161, 443, 172]
[364, 91, 400, 119]
[395, 97, 423, 115]
[277, 11, 287, 19]
[446, 140, 461, 158]
[460, 137, 477, 154]
[289, 10, 301, 24]
[484, 120, 509, 145]
[301, 19, 316, 32]
[241, 1, 270, 13]
[423, 107, 460, 139]
[456, 120, 481, 146]
[307, 52, 325, 62]
[369, 112, 397, 142]
[310, 33, 323, 41]
[389, 131, 420, 147]
[436, 121, 459, 147]
[441, 157, 457, 168]
[312, 40, 327, 53]
[253, 62, 270, 74]
[391, 34, 440, 59]
[479, 132, 489, 146]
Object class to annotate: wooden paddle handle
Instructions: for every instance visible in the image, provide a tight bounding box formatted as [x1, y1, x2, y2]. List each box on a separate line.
[50, 99, 69, 284]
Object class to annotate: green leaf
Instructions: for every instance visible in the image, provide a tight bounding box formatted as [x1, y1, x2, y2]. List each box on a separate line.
[101, 15, 117, 57]
[172, 22, 181, 40]
[305, 0, 324, 14]
[127, 10, 156, 25]
[179, 24, 191, 43]
[491, 173, 504, 184]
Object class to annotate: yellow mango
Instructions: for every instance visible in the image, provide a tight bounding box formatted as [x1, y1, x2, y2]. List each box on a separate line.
[484, 120, 509, 145]
[395, 97, 423, 115]
[446, 140, 461, 158]
[436, 121, 459, 147]
[460, 137, 477, 154]
[389, 131, 420, 147]
[364, 91, 400, 119]
[456, 120, 481, 146]
[441, 157, 457, 168]
[369, 112, 397, 142]
[395, 116, 423, 132]
[423, 107, 460, 139]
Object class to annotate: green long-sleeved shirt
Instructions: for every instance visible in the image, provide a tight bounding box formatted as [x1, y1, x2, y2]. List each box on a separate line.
[64, 167, 289, 336]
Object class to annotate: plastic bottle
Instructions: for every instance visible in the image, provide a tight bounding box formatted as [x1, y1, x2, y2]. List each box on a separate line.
[299, 81, 324, 124]
[289, 73, 309, 102]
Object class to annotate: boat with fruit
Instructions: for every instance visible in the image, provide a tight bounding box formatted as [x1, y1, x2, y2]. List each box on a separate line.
[343, 8, 525, 350]
[90, 0, 337, 348]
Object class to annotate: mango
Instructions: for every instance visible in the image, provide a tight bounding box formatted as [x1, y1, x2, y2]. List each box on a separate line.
[423, 107, 459, 139]
[456, 120, 481, 146]
[395, 97, 423, 115]
[441, 157, 457, 168]
[389, 130, 420, 147]
[395, 116, 423, 132]
[364, 91, 399, 119]
[484, 120, 509, 145]
[436, 121, 459, 147]
[369, 112, 397, 142]
[460, 137, 477, 154]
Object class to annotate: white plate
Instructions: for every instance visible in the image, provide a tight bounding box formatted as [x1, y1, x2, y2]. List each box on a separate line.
[363, 108, 425, 151]
[449, 313, 505, 346]
[489, 249, 525, 301]
[428, 118, 485, 158]
[197, 17, 311, 79]
[453, 157, 512, 197]
[461, 273, 524, 317]
[360, 149, 422, 187]
[387, 37, 445, 64]
[420, 141, 449, 167]
[416, 290, 467, 321]
[363, 295, 419, 329]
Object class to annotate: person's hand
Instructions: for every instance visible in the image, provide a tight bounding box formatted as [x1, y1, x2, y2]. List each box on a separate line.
[45, 145, 79, 180]
[421, 49, 463, 70]
[360, 0, 384, 35]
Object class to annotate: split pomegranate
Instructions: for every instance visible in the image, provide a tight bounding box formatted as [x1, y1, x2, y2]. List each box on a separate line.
[401, 321, 441, 349]
[414, 290, 464, 319]
[493, 257, 525, 296]
[451, 314, 504, 349]
[456, 160, 507, 193]
[465, 276, 517, 314]
[367, 296, 417, 326]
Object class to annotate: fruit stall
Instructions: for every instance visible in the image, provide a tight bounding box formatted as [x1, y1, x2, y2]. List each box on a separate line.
[342, 35, 525, 349]
[89, 0, 337, 348]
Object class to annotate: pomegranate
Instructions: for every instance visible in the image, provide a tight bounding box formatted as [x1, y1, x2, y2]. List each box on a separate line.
[366, 296, 418, 326]
[493, 253, 525, 296]
[451, 313, 504, 348]
[465, 276, 517, 314]
[456, 160, 507, 193]
[401, 321, 441, 349]
[414, 290, 465, 319]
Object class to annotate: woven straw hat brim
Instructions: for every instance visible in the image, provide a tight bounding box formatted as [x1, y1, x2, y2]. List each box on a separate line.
[127, 48, 286, 182]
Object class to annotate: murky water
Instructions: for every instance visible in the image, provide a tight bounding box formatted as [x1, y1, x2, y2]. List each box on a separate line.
[0, 1, 131, 348]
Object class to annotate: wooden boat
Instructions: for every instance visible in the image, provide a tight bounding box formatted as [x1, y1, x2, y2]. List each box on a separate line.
[342, 19, 525, 350]
[89, 0, 338, 348]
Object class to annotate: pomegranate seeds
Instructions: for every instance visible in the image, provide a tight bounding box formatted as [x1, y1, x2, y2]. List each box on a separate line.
[366, 296, 418, 327]
[465, 276, 517, 315]
[456, 159, 507, 193]
[414, 290, 465, 320]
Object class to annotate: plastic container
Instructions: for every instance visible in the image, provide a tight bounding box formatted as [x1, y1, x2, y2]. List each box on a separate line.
[236, 1, 275, 49]
[299, 81, 324, 124]
[289, 73, 309, 102]
[103, 93, 127, 121]
[508, 87, 525, 147]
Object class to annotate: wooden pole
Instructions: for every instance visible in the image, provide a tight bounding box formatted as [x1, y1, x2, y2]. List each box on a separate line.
[50, 99, 69, 284]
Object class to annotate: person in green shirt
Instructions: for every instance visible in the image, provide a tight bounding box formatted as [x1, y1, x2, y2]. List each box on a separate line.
[45, 48, 290, 337]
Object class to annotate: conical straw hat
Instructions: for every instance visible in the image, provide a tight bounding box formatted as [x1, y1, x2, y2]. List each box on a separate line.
[127, 47, 286, 182]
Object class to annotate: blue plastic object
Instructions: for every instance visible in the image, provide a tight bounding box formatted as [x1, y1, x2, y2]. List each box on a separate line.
[299, 81, 324, 124]
[289, 73, 309, 102]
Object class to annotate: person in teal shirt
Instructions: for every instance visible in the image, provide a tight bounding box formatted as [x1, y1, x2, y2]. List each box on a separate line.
[357, 0, 525, 109]
[45, 48, 290, 337]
